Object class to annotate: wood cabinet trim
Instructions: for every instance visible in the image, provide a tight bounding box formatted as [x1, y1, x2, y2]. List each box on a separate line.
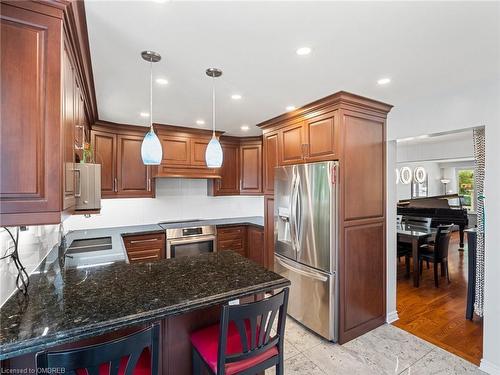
[257, 91, 392, 131]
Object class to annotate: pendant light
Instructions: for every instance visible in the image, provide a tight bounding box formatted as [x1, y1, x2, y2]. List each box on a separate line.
[140, 51, 163, 165]
[205, 68, 223, 168]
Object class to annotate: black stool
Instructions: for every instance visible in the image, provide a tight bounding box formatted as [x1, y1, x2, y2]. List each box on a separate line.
[36, 323, 160, 375]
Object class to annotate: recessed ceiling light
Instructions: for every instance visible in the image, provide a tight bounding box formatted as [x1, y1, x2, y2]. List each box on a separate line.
[241, 125, 249, 131]
[196, 119, 205, 126]
[286, 105, 296, 111]
[140, 112, 150, 117]
[296, 47, 311, 56]
[377, 77, 391, 85]
[156, 78, 168, 85]
[231, 94, 242, 100]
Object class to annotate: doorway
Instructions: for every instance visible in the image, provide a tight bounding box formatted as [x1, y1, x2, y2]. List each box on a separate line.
[392, 129, 484, 365]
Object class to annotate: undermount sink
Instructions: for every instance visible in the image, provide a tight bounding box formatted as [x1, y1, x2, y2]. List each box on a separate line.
[67, 237, 112, 254]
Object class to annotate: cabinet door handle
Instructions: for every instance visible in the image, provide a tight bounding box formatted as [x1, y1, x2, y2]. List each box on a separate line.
[147, 178, 151, 192]
[114, 177, 118, 192]
[130, 238, 159, 244]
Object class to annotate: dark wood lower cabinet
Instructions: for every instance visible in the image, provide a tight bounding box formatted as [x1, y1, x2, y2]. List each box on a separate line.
[216, 225, 265, 267]
[264, 196, 275, 270]
[247, 225, 265, 266]
[340, 220, 386, 343]
[122, 232, 166, 263]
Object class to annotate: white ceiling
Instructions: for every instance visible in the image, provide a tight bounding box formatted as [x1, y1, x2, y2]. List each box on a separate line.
[85, 1, 500, 136]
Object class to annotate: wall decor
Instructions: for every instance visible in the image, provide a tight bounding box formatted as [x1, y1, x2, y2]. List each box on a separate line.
[400, 167, 412, 184]
[413, 166, 427, 183]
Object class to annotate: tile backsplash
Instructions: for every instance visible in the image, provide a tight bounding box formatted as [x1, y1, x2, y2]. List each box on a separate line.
[65, 178, 264, 230]
[0, 225, 61, 307]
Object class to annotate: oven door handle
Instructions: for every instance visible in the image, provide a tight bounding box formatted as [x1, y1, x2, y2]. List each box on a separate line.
[167, 235, 216, 245]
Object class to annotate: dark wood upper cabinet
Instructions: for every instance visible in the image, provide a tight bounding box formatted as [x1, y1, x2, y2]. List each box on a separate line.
[304, 111, 337, 161]
[1, 4, 63, 225]
[343, 113, 384, 221]
[62, 48, 76, 211]
[280, 121, 305, 165]
[240, 140, 262, 194]
[161, 135, 191, 165]
[0, 1, 95, 225]
[208, 136, 263, 196]
[190, 138, 210, 167]
[263, 132, 279, 196]
[92, 130, 117, 196]
[117, 134, 152, 196]
[156, 126, 221, 179]
[91, 124, 154, 199]
[210, 140, 240, 195]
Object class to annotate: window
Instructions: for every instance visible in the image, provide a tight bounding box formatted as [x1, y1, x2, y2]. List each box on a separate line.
[457, 169, 475, 211]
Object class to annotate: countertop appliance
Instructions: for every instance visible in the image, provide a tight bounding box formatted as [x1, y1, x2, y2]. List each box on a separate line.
[159, 222, 217, 258]
[274, 161, 339, 341]
[74, 163, 101, 211]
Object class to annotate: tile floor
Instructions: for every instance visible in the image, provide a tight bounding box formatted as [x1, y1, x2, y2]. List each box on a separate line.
[266, 318, 484, 374]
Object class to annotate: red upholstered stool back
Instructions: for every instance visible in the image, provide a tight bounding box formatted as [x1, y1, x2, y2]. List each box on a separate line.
[36, 324, 160, 375]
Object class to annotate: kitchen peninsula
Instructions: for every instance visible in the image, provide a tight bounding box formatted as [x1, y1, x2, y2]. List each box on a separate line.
[0, 223, 288, 374]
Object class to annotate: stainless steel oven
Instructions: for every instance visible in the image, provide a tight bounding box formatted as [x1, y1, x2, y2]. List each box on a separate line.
[165, 225, 216, 258]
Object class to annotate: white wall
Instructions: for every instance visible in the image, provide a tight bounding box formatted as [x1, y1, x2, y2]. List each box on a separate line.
[396, 161, 442, 200]
[386, 82, 500, 372]
[482, 124, 500, 374]
[0, 225, 60, 307]
[65, 178, 264, 230]
[397, 134, 474, 163]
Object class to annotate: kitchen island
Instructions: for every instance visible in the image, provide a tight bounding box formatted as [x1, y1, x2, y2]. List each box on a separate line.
[0, 242, 288, 373]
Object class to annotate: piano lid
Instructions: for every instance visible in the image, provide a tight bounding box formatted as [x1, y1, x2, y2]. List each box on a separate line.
[398, 194, 464, 209]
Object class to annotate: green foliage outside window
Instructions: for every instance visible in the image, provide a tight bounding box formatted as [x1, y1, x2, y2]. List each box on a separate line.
[458, 170, 474, 210]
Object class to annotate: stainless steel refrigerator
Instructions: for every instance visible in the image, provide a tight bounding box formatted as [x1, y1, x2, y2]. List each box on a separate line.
[274, 161, 338, 341]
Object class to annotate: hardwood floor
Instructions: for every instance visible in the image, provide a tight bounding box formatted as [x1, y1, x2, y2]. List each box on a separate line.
[393, 232, 483, 365]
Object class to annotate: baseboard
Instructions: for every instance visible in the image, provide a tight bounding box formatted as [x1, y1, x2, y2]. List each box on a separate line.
[480, 359, 500, 375]
[386, 310, 399, 324]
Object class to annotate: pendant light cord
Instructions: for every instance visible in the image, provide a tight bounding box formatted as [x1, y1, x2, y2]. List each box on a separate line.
[150, 58, 153, 131]
[212, 75, 216, 137]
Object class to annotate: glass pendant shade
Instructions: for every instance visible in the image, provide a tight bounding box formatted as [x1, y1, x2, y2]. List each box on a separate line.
[205, 134, 223, 168]
[141, 130, 162, 165]
[140, 50, 163, 165]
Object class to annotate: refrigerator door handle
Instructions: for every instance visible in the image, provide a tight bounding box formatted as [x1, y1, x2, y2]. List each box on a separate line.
[290, 167, 300, 253]
[275, 255, 328, 282]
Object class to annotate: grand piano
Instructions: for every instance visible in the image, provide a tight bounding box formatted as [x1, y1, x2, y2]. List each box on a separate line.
[397, 194, 469, 248]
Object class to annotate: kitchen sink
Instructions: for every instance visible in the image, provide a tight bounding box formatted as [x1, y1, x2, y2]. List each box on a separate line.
[67, 236, 112, 253]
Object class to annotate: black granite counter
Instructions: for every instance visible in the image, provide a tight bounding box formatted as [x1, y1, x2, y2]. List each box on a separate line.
[0, 250, 288, 360]
[158, 216, 264, 229]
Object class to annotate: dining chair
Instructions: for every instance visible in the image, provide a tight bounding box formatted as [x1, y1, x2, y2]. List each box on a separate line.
[190, 288, 289, 375]
[418, 224, 454, 287]
[36, 324, 160, 375]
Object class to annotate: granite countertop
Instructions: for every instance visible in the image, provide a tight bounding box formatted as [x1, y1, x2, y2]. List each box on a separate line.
[62, 217, 263, 266]
[0, 251, 288, 360]
[158, 216, 264, 229]
[63, 224, 165, 266]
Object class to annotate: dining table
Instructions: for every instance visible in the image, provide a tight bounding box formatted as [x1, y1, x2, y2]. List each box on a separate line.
[397, 226, 435, 287]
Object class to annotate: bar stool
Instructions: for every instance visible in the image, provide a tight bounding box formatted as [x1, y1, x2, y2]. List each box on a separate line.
[190, 288, 289, 375]
[36, 323, 160, 375]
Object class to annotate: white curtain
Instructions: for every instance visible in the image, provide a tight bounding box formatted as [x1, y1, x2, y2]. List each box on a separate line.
[473, 128, 485, 317]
